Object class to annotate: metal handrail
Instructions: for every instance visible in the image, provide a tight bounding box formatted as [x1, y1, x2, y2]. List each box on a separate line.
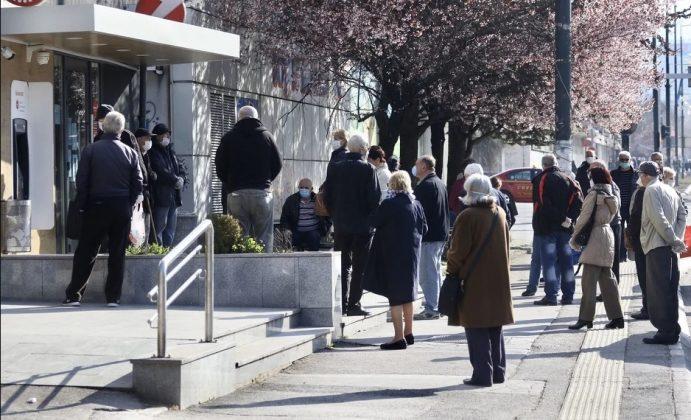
[145, 219, 214, 358]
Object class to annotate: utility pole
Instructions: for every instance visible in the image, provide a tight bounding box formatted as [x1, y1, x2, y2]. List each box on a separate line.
[654, 36, 661, 153]
[666, 17, 672, 161]
[673, 8, 679, 171]
[554, 0, 572, 174]
[682, 33, 686, 178]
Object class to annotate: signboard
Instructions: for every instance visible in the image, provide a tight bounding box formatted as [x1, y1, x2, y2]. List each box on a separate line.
[135, 0, 186, 22]
[5, 0, 45, 6]
[10, 80, 28, 121]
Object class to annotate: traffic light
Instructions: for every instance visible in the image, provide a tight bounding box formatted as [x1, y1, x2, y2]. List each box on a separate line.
[661, 125, 670, 139]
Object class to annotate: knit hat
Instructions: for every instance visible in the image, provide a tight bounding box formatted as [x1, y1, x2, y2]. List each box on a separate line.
[96, 104, 114, 120]
[152, 123, 170, 135]
[134, 127, 151, 138]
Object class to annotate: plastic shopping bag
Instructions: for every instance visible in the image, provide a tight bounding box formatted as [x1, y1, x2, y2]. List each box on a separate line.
[129, 204, 146, 247]
[681, 226, 691, 259]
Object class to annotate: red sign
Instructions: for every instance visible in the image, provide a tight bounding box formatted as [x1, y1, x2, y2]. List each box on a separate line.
[135, 0, 186, 22]
[6, 0, 45, 5]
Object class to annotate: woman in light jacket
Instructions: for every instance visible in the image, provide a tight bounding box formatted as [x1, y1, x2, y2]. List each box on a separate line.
[569, 167, 624, 330]
[446, 174, 514, 387]
[368, 146, 392, 203]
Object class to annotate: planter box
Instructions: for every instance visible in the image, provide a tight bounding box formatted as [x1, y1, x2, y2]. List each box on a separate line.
[0, 252, 342, 331]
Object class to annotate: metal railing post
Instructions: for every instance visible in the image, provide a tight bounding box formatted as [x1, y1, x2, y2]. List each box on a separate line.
[157, 262, 167, 358]
[205, 224, 214, 343]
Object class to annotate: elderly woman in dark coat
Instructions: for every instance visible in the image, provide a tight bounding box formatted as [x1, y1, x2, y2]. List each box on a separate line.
[447, 174, 514, 387]
[364, 171, 428, 350]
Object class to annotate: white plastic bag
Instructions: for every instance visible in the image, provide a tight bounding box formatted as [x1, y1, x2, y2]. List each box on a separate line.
[130, 204, 146, 247]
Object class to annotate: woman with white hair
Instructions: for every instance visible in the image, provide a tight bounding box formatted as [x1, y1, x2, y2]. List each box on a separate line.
[364, 171, 428, 350]
[446, 174, 514, 387]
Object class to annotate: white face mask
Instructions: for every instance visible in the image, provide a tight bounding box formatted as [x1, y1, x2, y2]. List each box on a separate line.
[589, 179, 595, 188]
[142, 140, 152, 153]
[332, 140, 342, 150]
[161, 138, 171, 147]
[97, 120, 104, 130]
[586, 156, 595, 164]
[664, 178, 675, 187]
[411, 166, 418, 177]
[636, 177, 643, 187]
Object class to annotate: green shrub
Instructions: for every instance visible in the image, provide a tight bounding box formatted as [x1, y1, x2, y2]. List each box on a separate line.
[209, 214, 265, 254]
[126, 243, 171, 256]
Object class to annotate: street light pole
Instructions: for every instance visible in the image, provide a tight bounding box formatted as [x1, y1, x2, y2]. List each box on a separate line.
[654, 36, 661, 153]
[682, 33, 686, 177]
[666, 19, 672, 161]
[674, 10, 679, 170]
[554, 0, 572, 175]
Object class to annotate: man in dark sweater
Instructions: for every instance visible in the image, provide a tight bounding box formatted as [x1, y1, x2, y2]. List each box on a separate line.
[576, 148, 596, 195]
[611, 151, 638, 262]
[412, 155, 449, 320]
[215, 106, 282, 252]
[324, 133, 381, 316]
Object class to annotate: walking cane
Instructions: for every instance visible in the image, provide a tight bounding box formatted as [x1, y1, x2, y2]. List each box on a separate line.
[145, 196, 160, 246]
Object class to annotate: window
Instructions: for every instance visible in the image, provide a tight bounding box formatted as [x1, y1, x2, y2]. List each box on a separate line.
[507, 170, 532, 181]
[209, 91, 236, 214]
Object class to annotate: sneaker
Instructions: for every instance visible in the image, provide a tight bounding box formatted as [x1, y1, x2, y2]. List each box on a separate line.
[106, 301, 120, 308]
[533, 297, 558, 306]
[62, 298, 80, 307]
[414, 310, 441, 320]
[521, 289, 536, 297]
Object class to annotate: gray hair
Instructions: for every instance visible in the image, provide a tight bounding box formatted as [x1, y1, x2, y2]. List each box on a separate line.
[462, 174, 495, 206]
[102, 111, 126, 134]
[238, 105, 259, 120]
[464, 163, 484, 177]
[418, 155, 436, 170]
[347, 133, 369, 153]
[663, 166, 676, 179]
[618, 151, 631, 159]
[542, 153, 557, 168]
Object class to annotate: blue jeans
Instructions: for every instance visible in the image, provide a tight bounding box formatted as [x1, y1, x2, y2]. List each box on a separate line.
[526, 235, 544, 293]
[540, 231, 575, 302]
[153, 205, 178, 247]
[419, 241, 445, 312]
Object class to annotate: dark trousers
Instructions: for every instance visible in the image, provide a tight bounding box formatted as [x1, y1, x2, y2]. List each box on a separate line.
[611, 223, 621, 283]
[65, 198, 132, 302]
[334, 230, 373, 309]
[465, 327, 506, 385]
[292, 229, 321, 251]
[619, 217, 629, 262]
[634, 248, 648, 314]
[645, 246, 681, 339]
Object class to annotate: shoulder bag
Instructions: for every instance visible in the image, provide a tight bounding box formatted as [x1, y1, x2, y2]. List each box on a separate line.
[573, 192, 600, 247]
[439, 211, 499, 317]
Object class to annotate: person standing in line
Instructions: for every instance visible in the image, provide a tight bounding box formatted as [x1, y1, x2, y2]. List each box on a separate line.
[279, 178, 329, 251]
[324, 133, 381, 316]
[149, 123, 184, 247]
[590, 160, 623, 284]
[491, 177, 518, 228]
[650, 152, 664, 168]
[576, 149, 597, 195]
[368, 146, 392, 203]
[215, 106, 282, 252]
[568, 167, 624, 331]
[448, 158, 476, 222]
[387, 154, 400, 173]
[364, 171, 427, 350]
[532, 154, 579, 306]
[412, 155, 450, 320]
[134, 128, 154, 244]
[639, 161, 687, 345]
[63, 112, 143, 307]
[461, 163, 513, 228]
[611, 151, 639, 263]
[328, 129, 349, 169]
[446, 174, 514, 387]
[627, 177, 649, 320]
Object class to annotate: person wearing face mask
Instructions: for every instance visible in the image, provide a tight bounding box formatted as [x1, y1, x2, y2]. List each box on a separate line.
[279, 178, 330, 251]
[135, 128, 155, 244]
[650, 152, 664, 170]
[576, 149, 597, 195]
[627, 175, 649, 320]
[149, 123, 184, 247]
[328, 129, 349, 170]
[611, 151, 638, 263]
[638, 161, 688, 345]
[324, 133, 381, 316]
[368, 146, 392, 203]
[94, 104, 139, 151]
[662, 167, 689, 213]
[589, 160, 622, 285]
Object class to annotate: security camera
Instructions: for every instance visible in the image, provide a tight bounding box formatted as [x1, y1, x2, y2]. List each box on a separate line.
[1, 46, 16, 60]
[35, 50, 50, 65]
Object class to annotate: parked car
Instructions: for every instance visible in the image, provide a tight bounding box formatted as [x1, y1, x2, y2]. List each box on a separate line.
[492, 168, 541, 203]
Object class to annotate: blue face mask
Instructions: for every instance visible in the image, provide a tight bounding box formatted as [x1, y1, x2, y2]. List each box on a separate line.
[299, 188, 311, 198]
[619, 161, 631, 170]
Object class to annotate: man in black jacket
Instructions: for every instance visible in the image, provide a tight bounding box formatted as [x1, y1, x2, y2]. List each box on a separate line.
[412, 155, 449, 320]
[532, 154, 579, 306]
[611, 151, 638, 262]
[328, 129, 348, 170]
[280, 178, 329, 251]
[576, 148, 596, 194]
[324, 133, 381, 316]
[64, 111, 143, 307]
[215, 106, 282, 252]
[149, 123, 184, 247]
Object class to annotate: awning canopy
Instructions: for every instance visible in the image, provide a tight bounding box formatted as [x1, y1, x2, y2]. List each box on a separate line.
[1, 4, 240, 66]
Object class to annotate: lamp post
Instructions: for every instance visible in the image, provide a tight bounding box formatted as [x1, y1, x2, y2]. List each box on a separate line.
[554, 0, 572, 174]
[654, 36, 661, 153]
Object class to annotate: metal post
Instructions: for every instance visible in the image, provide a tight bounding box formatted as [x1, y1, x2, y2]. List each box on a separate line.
[674, 10, 679, 170]
[554, 0, 572, 175]
[666, 19, 672, 161]
[204, 225, 214, 343]
[139, 64, 147, 128]
[157, 263, 167, 358]
[682, 33, 686, 177]
[654, 36, 661, 153]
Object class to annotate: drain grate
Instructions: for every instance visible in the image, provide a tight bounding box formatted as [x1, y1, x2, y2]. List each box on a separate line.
[420, 333, 466, 344]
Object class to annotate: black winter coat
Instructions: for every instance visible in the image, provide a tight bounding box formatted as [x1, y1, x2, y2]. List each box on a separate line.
[611, 167, 638, 219]
[328, 146, 347, 170]
[532, 167, 577, 235]
[576, 161, 591, 195]
[215, 118, 282, 192]
[323, 153, 381, 235]
[626, 186, 645, 254]
[149, 143, 183, 208]
[280, 192, 330, 236]
[364, 193, 428, 305]
[413, 173, 449, 242]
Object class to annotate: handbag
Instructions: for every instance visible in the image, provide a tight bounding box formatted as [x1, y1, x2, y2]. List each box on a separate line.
[438, 211, 499, 317]
[66, 198, 83, 240]
[573, 192, 600, 247]
[315, 191, 329, 217]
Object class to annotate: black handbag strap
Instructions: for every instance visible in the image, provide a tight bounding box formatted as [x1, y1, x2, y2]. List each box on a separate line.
[461, 211, 500, 280]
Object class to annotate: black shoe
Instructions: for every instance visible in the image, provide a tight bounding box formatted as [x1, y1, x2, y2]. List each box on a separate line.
[493, 376, 505, 384]
[596, 294, 603, 302]
[380, 339, 407, 350]
[561, 298, 574, 305]
[346, 306, 370, 317]
[539, 277, 545, 283]
[534, 297, 558, 306]
[62, 298, 81, 307]
[463, 378, 492, 387]
[643, 335, 679, 345]
[630, 311, 649, 320]
[568, 320, 593, 330]
[521, 289, 536, 297]
[605, 318, 624, 329]
[405, 334, 414, 345]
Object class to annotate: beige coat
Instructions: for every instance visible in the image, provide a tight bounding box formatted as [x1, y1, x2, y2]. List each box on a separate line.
[446, 201, 514, 328]
[640, 178, 687, 254]
[569, 184, 618, 268]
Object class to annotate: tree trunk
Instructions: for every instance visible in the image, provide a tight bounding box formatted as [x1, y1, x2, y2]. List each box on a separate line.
[446, 121, 475, 191]
[430, 120, 446, 177]
[399, 103, 423, 170]
[376, 109, 401, 159]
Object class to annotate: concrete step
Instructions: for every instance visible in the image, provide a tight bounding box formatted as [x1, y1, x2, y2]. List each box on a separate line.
[340, 292, 422, 338]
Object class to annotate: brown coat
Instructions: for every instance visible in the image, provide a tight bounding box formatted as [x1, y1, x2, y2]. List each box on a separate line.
[446, 202, 514, 328]
[569, 183, 618, 268]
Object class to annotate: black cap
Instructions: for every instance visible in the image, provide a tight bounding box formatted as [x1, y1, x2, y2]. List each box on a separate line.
[638, 161, 659, 177]
[134, 127, 151, 138]
[96, 104, 114, 120]
[152, 123, 170, 135]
